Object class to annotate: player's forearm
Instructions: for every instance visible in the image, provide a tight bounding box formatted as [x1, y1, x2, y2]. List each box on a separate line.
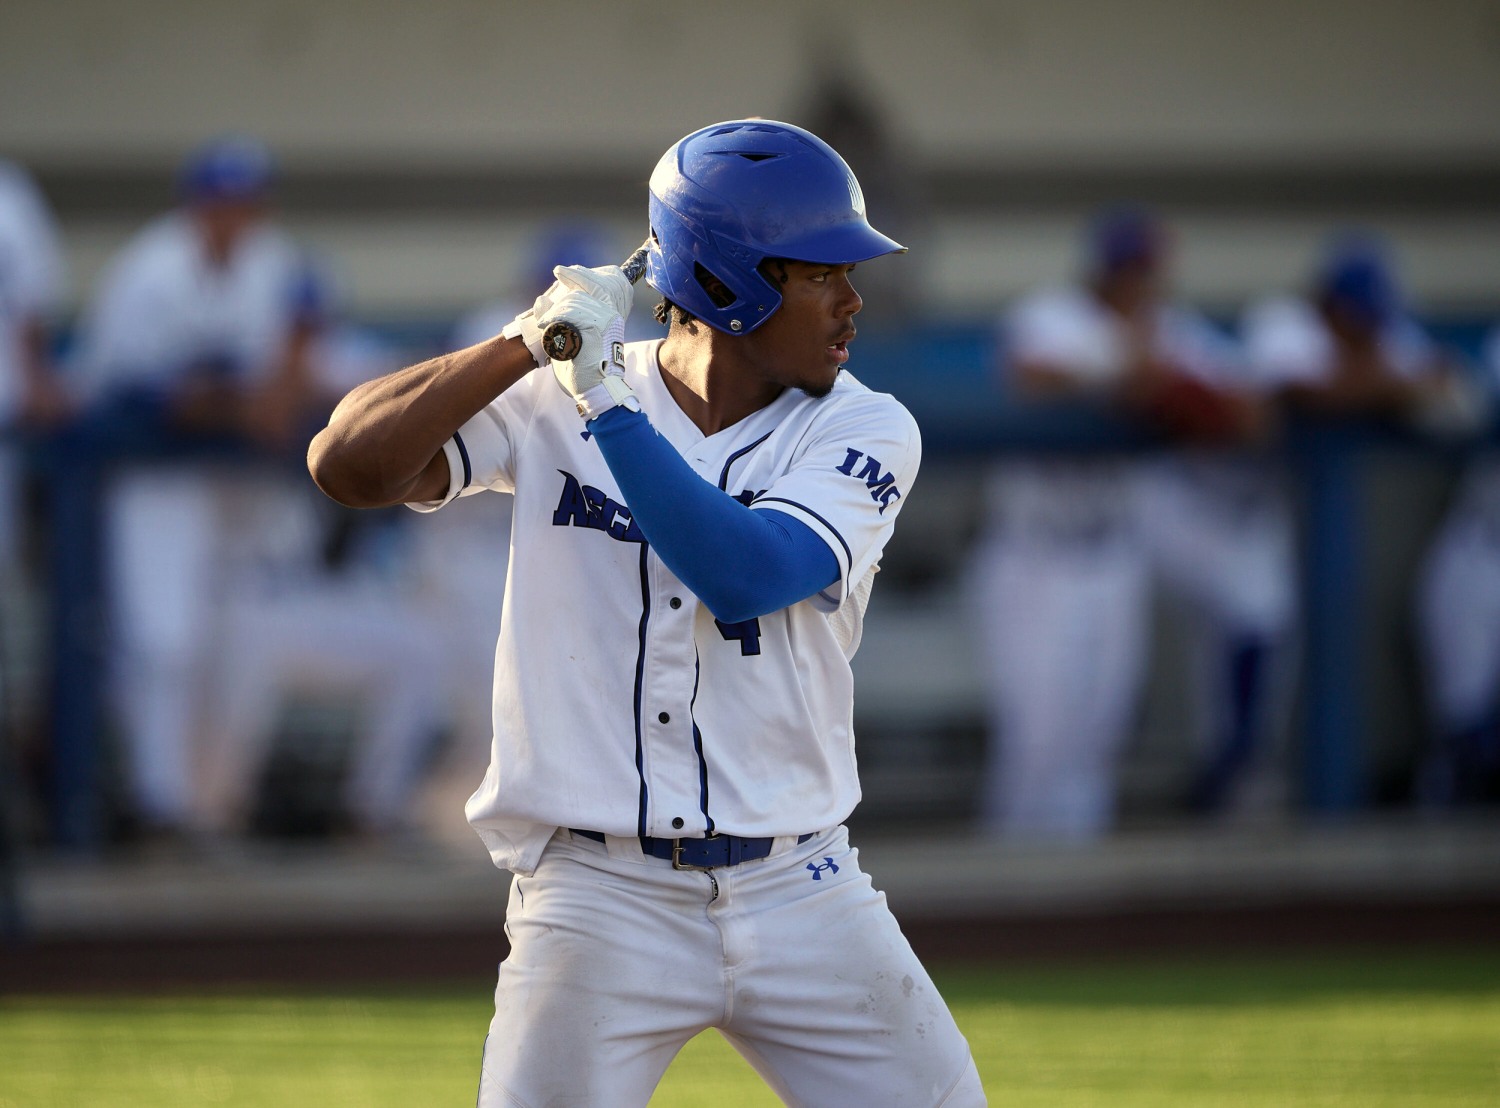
[588, 406, 839, 623]
[309, 334, 534, 508]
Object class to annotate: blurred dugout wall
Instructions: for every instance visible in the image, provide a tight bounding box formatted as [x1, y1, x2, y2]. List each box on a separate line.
[3, 0, 1497, 321]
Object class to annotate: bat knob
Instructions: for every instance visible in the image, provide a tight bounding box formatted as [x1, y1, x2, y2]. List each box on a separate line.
[542, 321, 582, 362]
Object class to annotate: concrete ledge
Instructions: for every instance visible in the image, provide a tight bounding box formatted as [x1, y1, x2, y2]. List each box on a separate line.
[9, 816, 1498, 943]
[867, 817, 1500, 921]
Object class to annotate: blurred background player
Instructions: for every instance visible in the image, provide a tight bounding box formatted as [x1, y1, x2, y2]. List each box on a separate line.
[0, 158, 71, 745]
[199, 309, 450, 843]
[67, 134, 333, 844]
[1243, 235, 1473, 428]
[1136, 271, 1302, 823]
[1239, 236, 1483, 811]
[0, 158, 71, 565]
[968, 207, 1256, 839]
[0, 158, 70, 906]
[1410, 324, 1500, 808]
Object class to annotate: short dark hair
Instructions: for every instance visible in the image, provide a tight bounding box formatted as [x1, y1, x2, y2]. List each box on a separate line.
[654, 298, 696, 327]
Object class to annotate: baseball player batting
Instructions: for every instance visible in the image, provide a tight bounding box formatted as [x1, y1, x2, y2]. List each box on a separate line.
[308, 119, 985, 1105]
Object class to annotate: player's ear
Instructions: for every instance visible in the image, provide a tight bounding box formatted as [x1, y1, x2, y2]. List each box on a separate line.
[692, 263, 737, 309]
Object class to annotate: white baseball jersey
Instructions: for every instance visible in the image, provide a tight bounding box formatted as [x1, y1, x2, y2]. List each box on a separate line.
[984, 285, 1232, 544]
[1211, 294, 1442, 636]
[1137, 297, 1299, 637]
[415, 339, 920, 875]
[0, 159, 67, 422]
[71, 211, 307, 395]
[1239, 294, 1438, 386]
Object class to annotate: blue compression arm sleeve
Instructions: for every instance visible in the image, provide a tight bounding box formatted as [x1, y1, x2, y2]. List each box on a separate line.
[587, 405, 840, 624]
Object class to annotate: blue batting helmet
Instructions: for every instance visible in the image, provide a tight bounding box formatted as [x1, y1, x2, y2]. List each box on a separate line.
[645, 119, 905, 335]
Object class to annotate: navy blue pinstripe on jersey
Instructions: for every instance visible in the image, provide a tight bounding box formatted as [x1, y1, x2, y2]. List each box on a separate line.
[690, 653, 714, 834]
[633, 544, 652, 837]
[453, 431, 473, 491]
[751, 495, 853, 572]
[717, 431, 773, 491]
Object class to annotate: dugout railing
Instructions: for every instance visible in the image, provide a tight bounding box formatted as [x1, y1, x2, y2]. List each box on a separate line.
[25, 325, 1500, 851]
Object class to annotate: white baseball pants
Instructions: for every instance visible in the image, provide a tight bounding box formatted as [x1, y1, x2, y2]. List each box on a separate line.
[1416, 500, 1500, 729]
[971, 535, 1150, 839]
[201, 584, 447, 833]
[478, 826, 985, 1106]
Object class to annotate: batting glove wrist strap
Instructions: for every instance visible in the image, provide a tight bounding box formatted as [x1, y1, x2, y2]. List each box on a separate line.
[543, 303, 635, 419]
[501, 311, 548, 366]
[575, 376, 642, 419]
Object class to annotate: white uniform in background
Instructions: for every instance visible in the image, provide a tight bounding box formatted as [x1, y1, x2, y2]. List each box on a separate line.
[70, 210, 312, 833]
[1137, 310, 1300, 816]
[1239, 295, 1440, 398]
[1411, 326, 1500, 802]
[405, 304, 517, 769]
[200, 326, 449, 836]
[970, 285, 1235, 838]
[0, 160, 67, 565]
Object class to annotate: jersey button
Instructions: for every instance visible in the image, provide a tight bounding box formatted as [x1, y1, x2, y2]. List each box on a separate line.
[669, 597, 682, 609]
[658, 712, 670, 724]
[671, 817, 685, 830]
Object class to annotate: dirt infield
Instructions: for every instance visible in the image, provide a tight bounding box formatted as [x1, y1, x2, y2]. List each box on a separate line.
[5, 896, 1498, 993]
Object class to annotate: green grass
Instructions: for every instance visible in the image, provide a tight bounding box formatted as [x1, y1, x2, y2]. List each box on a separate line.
[2, 948, 1497, 1106]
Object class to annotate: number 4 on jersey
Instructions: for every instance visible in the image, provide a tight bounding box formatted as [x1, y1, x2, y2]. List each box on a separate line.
[716, 617, 762, 656]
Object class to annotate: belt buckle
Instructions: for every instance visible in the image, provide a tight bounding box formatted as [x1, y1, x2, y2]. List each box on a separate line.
[671, 834, 718, 871]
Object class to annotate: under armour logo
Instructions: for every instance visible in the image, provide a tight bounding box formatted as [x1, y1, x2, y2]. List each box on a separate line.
[807, 857, 839, 881]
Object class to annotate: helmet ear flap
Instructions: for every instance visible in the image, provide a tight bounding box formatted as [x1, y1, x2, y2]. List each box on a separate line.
[646, 203, 786, 329]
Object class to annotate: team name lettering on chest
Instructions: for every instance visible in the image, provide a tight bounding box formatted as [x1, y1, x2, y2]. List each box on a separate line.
[552, 470, 646, 543]
[835, 448, 902, 513]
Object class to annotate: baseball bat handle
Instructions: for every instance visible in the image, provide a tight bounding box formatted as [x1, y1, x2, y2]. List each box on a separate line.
[540, 238, 653, 363]
[619, 239, 652, 284]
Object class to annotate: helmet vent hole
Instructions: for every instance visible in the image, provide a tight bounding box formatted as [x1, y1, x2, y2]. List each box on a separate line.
[692, 262, 737, 309]
[735, 152, 782, 162]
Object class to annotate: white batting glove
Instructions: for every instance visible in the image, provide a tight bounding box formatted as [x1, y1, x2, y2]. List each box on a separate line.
[539, 288, 641, 419]
[501, 263, 633, 367]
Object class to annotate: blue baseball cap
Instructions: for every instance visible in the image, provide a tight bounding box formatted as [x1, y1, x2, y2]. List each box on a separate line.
[1316, 236, 1400, 329]
[177, 134, 276, 203]
[1089, 207, 1164, 273]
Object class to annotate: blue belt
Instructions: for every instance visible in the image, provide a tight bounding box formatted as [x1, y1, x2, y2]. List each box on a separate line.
[570, 829, 814, 870]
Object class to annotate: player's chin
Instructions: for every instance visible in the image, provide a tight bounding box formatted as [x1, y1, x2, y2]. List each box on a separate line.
[798, 370, 846, 395]
[796, 361, 843, 399]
